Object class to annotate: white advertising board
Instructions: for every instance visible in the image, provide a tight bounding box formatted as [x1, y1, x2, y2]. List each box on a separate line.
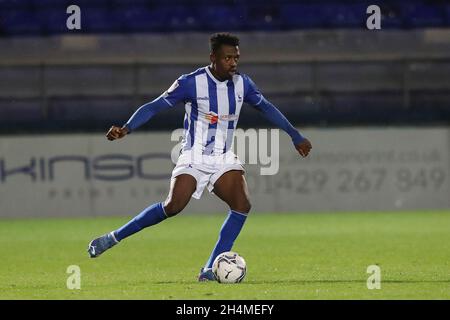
[0, 128, 448, 217]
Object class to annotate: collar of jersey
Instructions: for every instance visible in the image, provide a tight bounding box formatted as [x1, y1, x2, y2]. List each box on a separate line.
[205, 66, 230, 86]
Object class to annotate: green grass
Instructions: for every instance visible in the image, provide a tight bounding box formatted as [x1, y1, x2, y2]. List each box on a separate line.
[0, 211, 449, 299]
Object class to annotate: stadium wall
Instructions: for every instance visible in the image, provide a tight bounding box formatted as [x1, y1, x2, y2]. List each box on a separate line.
[0, 127, 449, 218]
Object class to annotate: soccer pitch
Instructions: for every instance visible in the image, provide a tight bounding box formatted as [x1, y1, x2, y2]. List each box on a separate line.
[0, 211, 449, 300]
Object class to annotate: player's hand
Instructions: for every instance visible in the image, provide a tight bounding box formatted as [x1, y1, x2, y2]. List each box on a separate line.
[295, 138, 312, 157]
[106, 125, 129, 141]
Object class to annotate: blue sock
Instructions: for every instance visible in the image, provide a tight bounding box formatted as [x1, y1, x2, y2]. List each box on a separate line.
[114, 202, 167, 241]
[204, 210, 248, 269]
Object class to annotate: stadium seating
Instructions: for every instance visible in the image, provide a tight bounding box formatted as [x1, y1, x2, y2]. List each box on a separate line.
[1, 0, 450, 36]
[0, 98, 46, 130]
[1, 1, 450, 132]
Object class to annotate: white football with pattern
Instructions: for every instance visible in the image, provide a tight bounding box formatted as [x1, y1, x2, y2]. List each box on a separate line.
[212, 251, 247, 283]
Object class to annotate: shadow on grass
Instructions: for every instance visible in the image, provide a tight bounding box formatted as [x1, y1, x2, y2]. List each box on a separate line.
[154, 279, 450, 285]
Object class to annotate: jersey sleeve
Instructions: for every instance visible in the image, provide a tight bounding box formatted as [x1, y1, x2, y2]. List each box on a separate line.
[253, 97, 305, 146]
[160, 75, 189, 107]
[243, 74, 264, 106]
[124, 96, 173, 132]
[242, 74, 306, 146]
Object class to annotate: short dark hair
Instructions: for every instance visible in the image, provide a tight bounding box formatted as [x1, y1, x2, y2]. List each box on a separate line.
[209, 33, 240, 54]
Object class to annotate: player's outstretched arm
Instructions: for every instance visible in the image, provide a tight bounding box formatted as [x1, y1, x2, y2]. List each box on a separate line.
[106, 125, 129, 141]
[106, 92, 177, 141]
[244, 75, 312, 158]
[252, 96, 312, 157]
[295, 138, 312, 158]
[109, 76, 187, 140]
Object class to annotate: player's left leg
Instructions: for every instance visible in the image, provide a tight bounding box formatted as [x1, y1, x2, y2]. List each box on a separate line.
[199, 170, 251, 280]
[88, 174, 196, 258]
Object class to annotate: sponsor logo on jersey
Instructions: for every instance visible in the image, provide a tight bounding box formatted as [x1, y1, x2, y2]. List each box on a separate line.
[204, 112, 239, 124]
[219, 114, 238, 121]
[205, 112, 219, 124]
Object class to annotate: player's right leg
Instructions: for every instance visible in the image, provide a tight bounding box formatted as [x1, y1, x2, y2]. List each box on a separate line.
[87, 174, 196, 258]
[199, 170, 250, 281]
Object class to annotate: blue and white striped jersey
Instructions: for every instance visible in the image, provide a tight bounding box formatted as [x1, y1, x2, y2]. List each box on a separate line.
[124, 66, 304, 153]
[161, 66, 263, 155]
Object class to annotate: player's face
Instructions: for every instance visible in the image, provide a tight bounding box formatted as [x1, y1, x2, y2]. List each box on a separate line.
[211, 45, 240, 80]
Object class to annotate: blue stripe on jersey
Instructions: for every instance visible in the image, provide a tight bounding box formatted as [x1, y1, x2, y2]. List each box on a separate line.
[204, 74, 218, 155]
[183, 114, 188, 130]
[224, 79, 237, 153]
[188, 87, 198, 150]
[180, 67, 205, 151]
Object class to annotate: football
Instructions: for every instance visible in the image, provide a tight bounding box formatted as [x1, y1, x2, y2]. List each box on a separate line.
[212, 251, 247, 283]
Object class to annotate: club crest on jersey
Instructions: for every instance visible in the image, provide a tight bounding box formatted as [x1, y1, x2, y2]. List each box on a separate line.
[205, 112, 219, 124]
